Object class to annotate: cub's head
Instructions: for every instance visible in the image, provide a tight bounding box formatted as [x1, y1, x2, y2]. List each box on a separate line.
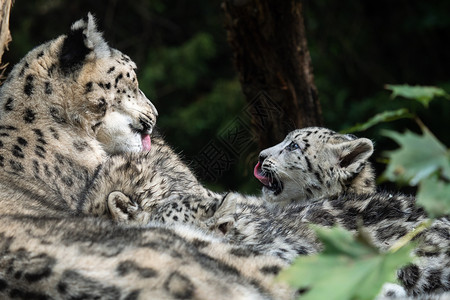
[254, 127, 375, 204]
[0, 13, 157, 154]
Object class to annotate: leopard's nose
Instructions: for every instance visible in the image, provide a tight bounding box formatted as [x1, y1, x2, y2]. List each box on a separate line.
[258, 153, 267, 164]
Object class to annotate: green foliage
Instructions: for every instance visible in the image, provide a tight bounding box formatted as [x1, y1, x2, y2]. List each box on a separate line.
[382, 127, 450, 186]
[385, 84, 449, 107]
[342, 109, 413, 133]
[279, 226, 415, 300]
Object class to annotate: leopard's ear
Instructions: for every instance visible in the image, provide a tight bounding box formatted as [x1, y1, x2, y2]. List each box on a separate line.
[59, 13, 109, 74]
[332, 137, 374, 176]
[107, 191, 138, 223]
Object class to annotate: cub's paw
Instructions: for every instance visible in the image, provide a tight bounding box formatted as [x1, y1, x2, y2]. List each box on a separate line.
[107, 191, 148, 225]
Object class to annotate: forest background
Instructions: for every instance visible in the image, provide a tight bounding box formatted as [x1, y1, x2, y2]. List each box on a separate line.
[4, 0, 450, 193]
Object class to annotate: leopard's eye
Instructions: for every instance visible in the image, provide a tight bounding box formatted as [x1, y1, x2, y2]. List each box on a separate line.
[286, 141, 300, 151]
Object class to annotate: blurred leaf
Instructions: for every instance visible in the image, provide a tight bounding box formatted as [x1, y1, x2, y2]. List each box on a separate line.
[385, 84, 449, 107]
[279, 226, 414, 300]
[382, 125, 450, 185]
[417, 175, 450, 218]
[341, 109, 413, 133]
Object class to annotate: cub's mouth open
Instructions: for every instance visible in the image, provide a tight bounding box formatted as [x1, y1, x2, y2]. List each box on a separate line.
[253, 162, 283, 195]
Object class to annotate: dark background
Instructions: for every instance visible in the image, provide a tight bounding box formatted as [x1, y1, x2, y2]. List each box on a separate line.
[3, 0, 450, 193]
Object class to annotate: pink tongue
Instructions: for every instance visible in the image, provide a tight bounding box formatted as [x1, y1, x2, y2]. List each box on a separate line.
[254, 162, 271, 186]
[141, 134, 151, 151]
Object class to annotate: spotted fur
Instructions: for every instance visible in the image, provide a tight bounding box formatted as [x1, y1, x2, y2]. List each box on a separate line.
[100, 128, 448, 299]
[255, 127, 376, 204]
[0, 15, 293, 300]
[84, 132, 224, 228]
[208, 191, 450, 297]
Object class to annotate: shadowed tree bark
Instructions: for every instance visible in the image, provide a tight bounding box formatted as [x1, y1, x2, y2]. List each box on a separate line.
[0, 0, 13, 80]
[223, 0, 322, 149]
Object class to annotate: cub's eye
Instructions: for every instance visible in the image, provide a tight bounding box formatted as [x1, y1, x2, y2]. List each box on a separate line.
[286, 141, 300, 151]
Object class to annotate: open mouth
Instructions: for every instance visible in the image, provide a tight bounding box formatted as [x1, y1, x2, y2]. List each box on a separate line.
[253, 162, 283, 195]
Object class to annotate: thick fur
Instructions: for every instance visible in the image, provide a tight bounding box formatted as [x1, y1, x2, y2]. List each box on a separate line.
[255, 127, 375, 204]
[102, 128, 449, 298]
[0, 15, 293, 299]
[0, 13, 157, 217]
[84, 132, 224, 227]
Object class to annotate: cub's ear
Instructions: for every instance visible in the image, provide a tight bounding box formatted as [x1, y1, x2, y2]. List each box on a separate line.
[59, 13, 109, 74]
[332, 137, 374, 175]
[107, 191, 139, 223]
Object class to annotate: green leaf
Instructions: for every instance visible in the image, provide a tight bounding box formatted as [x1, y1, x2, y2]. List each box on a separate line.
[341, 109, 413, 133]
[417, 175, 450, 218]
[382, 125, 450, 185]
[385, 84, 449, 107]
[278, 226, 415, 300]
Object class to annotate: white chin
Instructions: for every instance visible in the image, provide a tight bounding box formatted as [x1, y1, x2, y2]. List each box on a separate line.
[101, 136, 142, 154]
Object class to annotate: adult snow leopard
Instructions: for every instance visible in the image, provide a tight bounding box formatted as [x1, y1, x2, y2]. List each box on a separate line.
[0, 14, 294, 299]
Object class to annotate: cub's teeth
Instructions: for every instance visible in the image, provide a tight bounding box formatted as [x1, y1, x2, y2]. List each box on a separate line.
[269, 182, 273, 187]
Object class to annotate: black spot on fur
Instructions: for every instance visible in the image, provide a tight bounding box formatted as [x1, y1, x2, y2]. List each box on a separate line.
[47, 64, 56, 77]
[0, 125, 17, 130]
[24, 255, 55, 283]
[33, 160, 40, 174]
[49, 127, 59, 140]
[9, 289, 49, 300]
[230, 247, 255, 257]
[19, 62, 29, 77]
[398, 264, 420, 289]
[23, 108, 36, 123]
[37, 51, 44, 58]
[107, 66, 115, 73]
[57, 270, 121, 298]
[85, 82, 93, 93]
[114, 73, 123, 87]
[422, 269, 442, 293]
[260, 265, 282, 275]
[73, 141, 88, 152]
[116, 261, 158, 278]
[9, 160, 24, 172]
[376, 224, 407, 242]
[191, 238, 210, 249]
[61, 176, 73, 187]
[12, 145, 24, 158]
[0, 155, 4, 167]
[308, 208, 337, 226]
[17, 137, 28, 146]
[314, 171, 323, 184]
[35, 145, 46, 158]
[24, 75, 34, 96]
[164, 271, 194, 299]
[0, 141, 3, 148]
[32, 128, 44, 137]
[44, 82, 53, 94]
[4, 97, 14, 111]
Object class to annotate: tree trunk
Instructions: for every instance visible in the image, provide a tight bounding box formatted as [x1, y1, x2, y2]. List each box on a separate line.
[222, 0, 322, 149]
[0, 0, 13, 80]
